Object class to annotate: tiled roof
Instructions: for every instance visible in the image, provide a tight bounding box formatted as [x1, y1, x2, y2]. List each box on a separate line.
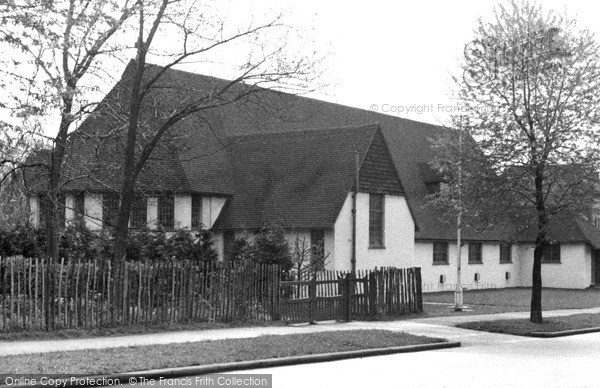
[518, 213, 600, 249]
[24, 62, 600, 245]
[214, 125, 379, 229]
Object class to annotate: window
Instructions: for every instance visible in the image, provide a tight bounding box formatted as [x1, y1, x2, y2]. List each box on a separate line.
[191, 194, 202, 229]
[157, 195, 175, 229]
[468, 242, 483, 264]
[130, 196, 147, 228]
[543, 243, 561, 263]
[102, 193, 119, 229]
[369, 194, 384, 248]
[499, 243, 512, 263]
[74, 192, 85, 225]
[433, 242, 449, 264]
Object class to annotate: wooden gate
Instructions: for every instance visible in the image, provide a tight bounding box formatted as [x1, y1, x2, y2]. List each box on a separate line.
[277, 267, 422, 323]
[279, 275, 352, 323]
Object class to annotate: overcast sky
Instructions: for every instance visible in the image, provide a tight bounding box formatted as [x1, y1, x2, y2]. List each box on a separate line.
[4, 0, 600, 134]
[267, 0, 600, 126]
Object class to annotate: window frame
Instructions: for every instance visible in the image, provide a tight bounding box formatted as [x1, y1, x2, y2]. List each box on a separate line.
[543, 243, 561, 264]
[130, 195, 148, 229]
[191, 194, 202, 230]
[468, 242, 483, 264]
[499, 243, 512, 264]
[157, 194, 175, 230]
[432, 241, 449, 265]
[102, 193, 120, 229]
[369, 193, 385, 248]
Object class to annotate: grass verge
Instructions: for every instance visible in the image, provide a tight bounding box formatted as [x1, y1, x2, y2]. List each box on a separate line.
[457, 313, 600, 336]
[0, 320, 284, 342]
[0, 330, 445, 374]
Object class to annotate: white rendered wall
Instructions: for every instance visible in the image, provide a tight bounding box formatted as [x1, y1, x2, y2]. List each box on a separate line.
[332, 193, 415, 271]
[84, 193, 102, 230]
[64, 195, 75, 226]
[175, 194, 191, 229]
[29, 196, 39, 227]
[517, 243, 592, 289]
[415, 241, 520, 293]
[202, 197, 227, 229]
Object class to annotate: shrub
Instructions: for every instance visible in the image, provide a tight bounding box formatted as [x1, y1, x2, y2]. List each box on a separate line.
[0, 224, 218, 262]
[224, 226, 292, 271]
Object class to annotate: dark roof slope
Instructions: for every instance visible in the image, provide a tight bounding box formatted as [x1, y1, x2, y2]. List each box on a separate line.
[518, 214, 600, 249]
[27, 62, 600, 243]
[214, 124, 379, 229]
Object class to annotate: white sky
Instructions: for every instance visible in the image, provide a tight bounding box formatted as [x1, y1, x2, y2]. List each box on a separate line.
[3, 0, 600, 134]
[275, 0, 600, 126]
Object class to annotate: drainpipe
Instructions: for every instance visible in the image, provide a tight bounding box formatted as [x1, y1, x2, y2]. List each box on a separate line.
[351, 151, 359, 276]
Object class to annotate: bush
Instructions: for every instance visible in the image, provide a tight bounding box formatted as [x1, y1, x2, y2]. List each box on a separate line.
[0, 224, 45, 257]
[225, 226, 292, 271]
[0, 224, 218, 262]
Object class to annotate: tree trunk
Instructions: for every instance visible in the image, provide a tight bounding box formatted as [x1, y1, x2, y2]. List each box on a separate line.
[46, 97, 73, 261]
[530, 241, 544, 323]
[530, 171, 547, 323]
[113, 178, 136, 260]
[112, 53, 146, 260]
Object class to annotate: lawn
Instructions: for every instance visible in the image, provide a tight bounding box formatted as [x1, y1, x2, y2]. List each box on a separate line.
[420, 288, 600, 317]
[0, 330, 445, 374]
[0, 320, 283, 342]
[457, 313, 600, 336]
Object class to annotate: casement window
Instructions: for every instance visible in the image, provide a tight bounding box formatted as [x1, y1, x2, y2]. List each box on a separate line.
[543, 243, 561, 263]
[499, 243, 512, 263]
[369, 194, 385, 248]
[130, 196, 147, 228]
[73, 192, 85, 225]
[102, 193, 120, 229]
[433, 242, 449, 264]
[157, 195, 175, 230]
[468, 242, 483, 264]
[191, 194, 202, 229]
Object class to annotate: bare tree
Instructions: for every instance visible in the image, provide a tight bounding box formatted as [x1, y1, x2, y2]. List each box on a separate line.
[110, 0, 319, 259]
[0, 0, 139, 259]
[451, 0, 600, 322]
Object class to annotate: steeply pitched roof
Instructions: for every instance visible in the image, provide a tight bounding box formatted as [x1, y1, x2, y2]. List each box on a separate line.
[214, 124, 381, 229]
[25, 62, 600, 244]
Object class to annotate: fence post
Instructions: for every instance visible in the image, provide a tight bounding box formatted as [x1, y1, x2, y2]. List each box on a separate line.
[308, 277, 316, 324]
[415, 267, 423, 312]
[368, 271, 376, 316]
[344, 273, 352, 322]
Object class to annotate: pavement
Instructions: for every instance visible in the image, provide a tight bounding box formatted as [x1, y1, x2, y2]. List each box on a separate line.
[2, 305, 600, 357]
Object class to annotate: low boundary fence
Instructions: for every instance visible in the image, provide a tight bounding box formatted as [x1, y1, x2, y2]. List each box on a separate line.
[0, 256, 422, 331]
[280, 267, 422, 323]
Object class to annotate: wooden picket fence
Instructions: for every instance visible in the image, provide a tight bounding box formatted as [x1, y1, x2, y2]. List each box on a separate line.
[0, 256, 280, 331]
[279, 267, 423, 323]
[0, 256, 423, 332]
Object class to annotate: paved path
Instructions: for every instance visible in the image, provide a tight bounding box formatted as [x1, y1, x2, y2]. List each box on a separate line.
[231, 331, 600, 388]
[2, 307, 599, 357]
